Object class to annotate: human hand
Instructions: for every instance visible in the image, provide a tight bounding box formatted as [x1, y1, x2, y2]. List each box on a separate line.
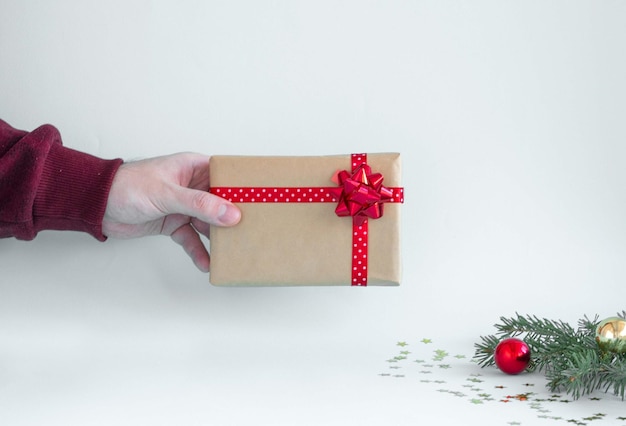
[102, 153, 241, 272]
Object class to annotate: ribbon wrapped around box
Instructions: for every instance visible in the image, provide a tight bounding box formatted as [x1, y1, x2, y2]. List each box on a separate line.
[208, 153, 404, 286]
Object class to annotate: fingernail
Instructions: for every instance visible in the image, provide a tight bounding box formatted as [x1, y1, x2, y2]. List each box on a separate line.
[218, 204, 241, 225]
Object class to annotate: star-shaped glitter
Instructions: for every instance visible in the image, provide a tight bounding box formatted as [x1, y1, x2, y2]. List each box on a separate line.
[433, 349, 449, 361]
[510, 393, 531, 401]
[583, 414, 605, 421]
[420, 338, 432, 344]
[396, 341, 408, 347]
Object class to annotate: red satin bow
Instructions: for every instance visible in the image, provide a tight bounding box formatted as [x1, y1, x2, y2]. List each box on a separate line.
[331, 163, 394, 226]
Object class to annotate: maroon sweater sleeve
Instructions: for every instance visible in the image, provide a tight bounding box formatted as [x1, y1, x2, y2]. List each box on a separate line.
[0, 119, 123, 241]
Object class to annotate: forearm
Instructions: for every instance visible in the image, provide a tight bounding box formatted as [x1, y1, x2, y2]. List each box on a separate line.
[0, 119, 123, 240]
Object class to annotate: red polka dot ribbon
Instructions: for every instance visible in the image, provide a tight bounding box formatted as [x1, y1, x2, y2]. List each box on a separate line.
[210, 154, 404, 286]
[209, 187, 339, 203]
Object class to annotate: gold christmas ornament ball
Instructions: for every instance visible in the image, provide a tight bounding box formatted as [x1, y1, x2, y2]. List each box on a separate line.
[595, 317, 626, 354]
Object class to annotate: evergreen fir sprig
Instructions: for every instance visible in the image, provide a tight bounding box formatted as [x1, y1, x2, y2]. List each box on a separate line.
[473, 312, 626, 400]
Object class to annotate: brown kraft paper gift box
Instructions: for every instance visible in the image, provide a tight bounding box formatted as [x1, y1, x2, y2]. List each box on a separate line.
[208, 153, 403, 286]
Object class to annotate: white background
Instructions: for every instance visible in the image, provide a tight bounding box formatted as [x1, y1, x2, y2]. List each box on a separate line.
[1, 1, 626, 425]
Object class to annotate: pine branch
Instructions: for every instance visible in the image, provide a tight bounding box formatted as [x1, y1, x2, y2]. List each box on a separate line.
[473, 312, 626, 400]
[545, 347, 604, 399]
[474, 313, 589, 372]
[473, 334, 500, 368]
[602, 356, 626, 399]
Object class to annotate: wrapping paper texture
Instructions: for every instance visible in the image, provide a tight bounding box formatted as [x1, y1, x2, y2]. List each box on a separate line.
[208, 153, 402, 286]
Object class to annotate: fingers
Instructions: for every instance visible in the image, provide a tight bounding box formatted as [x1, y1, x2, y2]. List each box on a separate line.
[170, 223, 211, 272]
[163, 186, 241, 227]
[191, 217, 211, 238]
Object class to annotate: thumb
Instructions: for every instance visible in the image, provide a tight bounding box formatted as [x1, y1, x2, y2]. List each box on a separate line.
[163, 186, 241, 226]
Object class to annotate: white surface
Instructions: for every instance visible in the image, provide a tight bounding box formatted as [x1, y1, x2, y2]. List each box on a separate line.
[1, 1, 626, 425]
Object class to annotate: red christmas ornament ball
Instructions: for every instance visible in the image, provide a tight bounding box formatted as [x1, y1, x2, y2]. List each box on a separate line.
[494, 338, 531, 375]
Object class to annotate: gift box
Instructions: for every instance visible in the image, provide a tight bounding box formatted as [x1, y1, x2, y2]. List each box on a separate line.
[208, 153, 404, 286]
